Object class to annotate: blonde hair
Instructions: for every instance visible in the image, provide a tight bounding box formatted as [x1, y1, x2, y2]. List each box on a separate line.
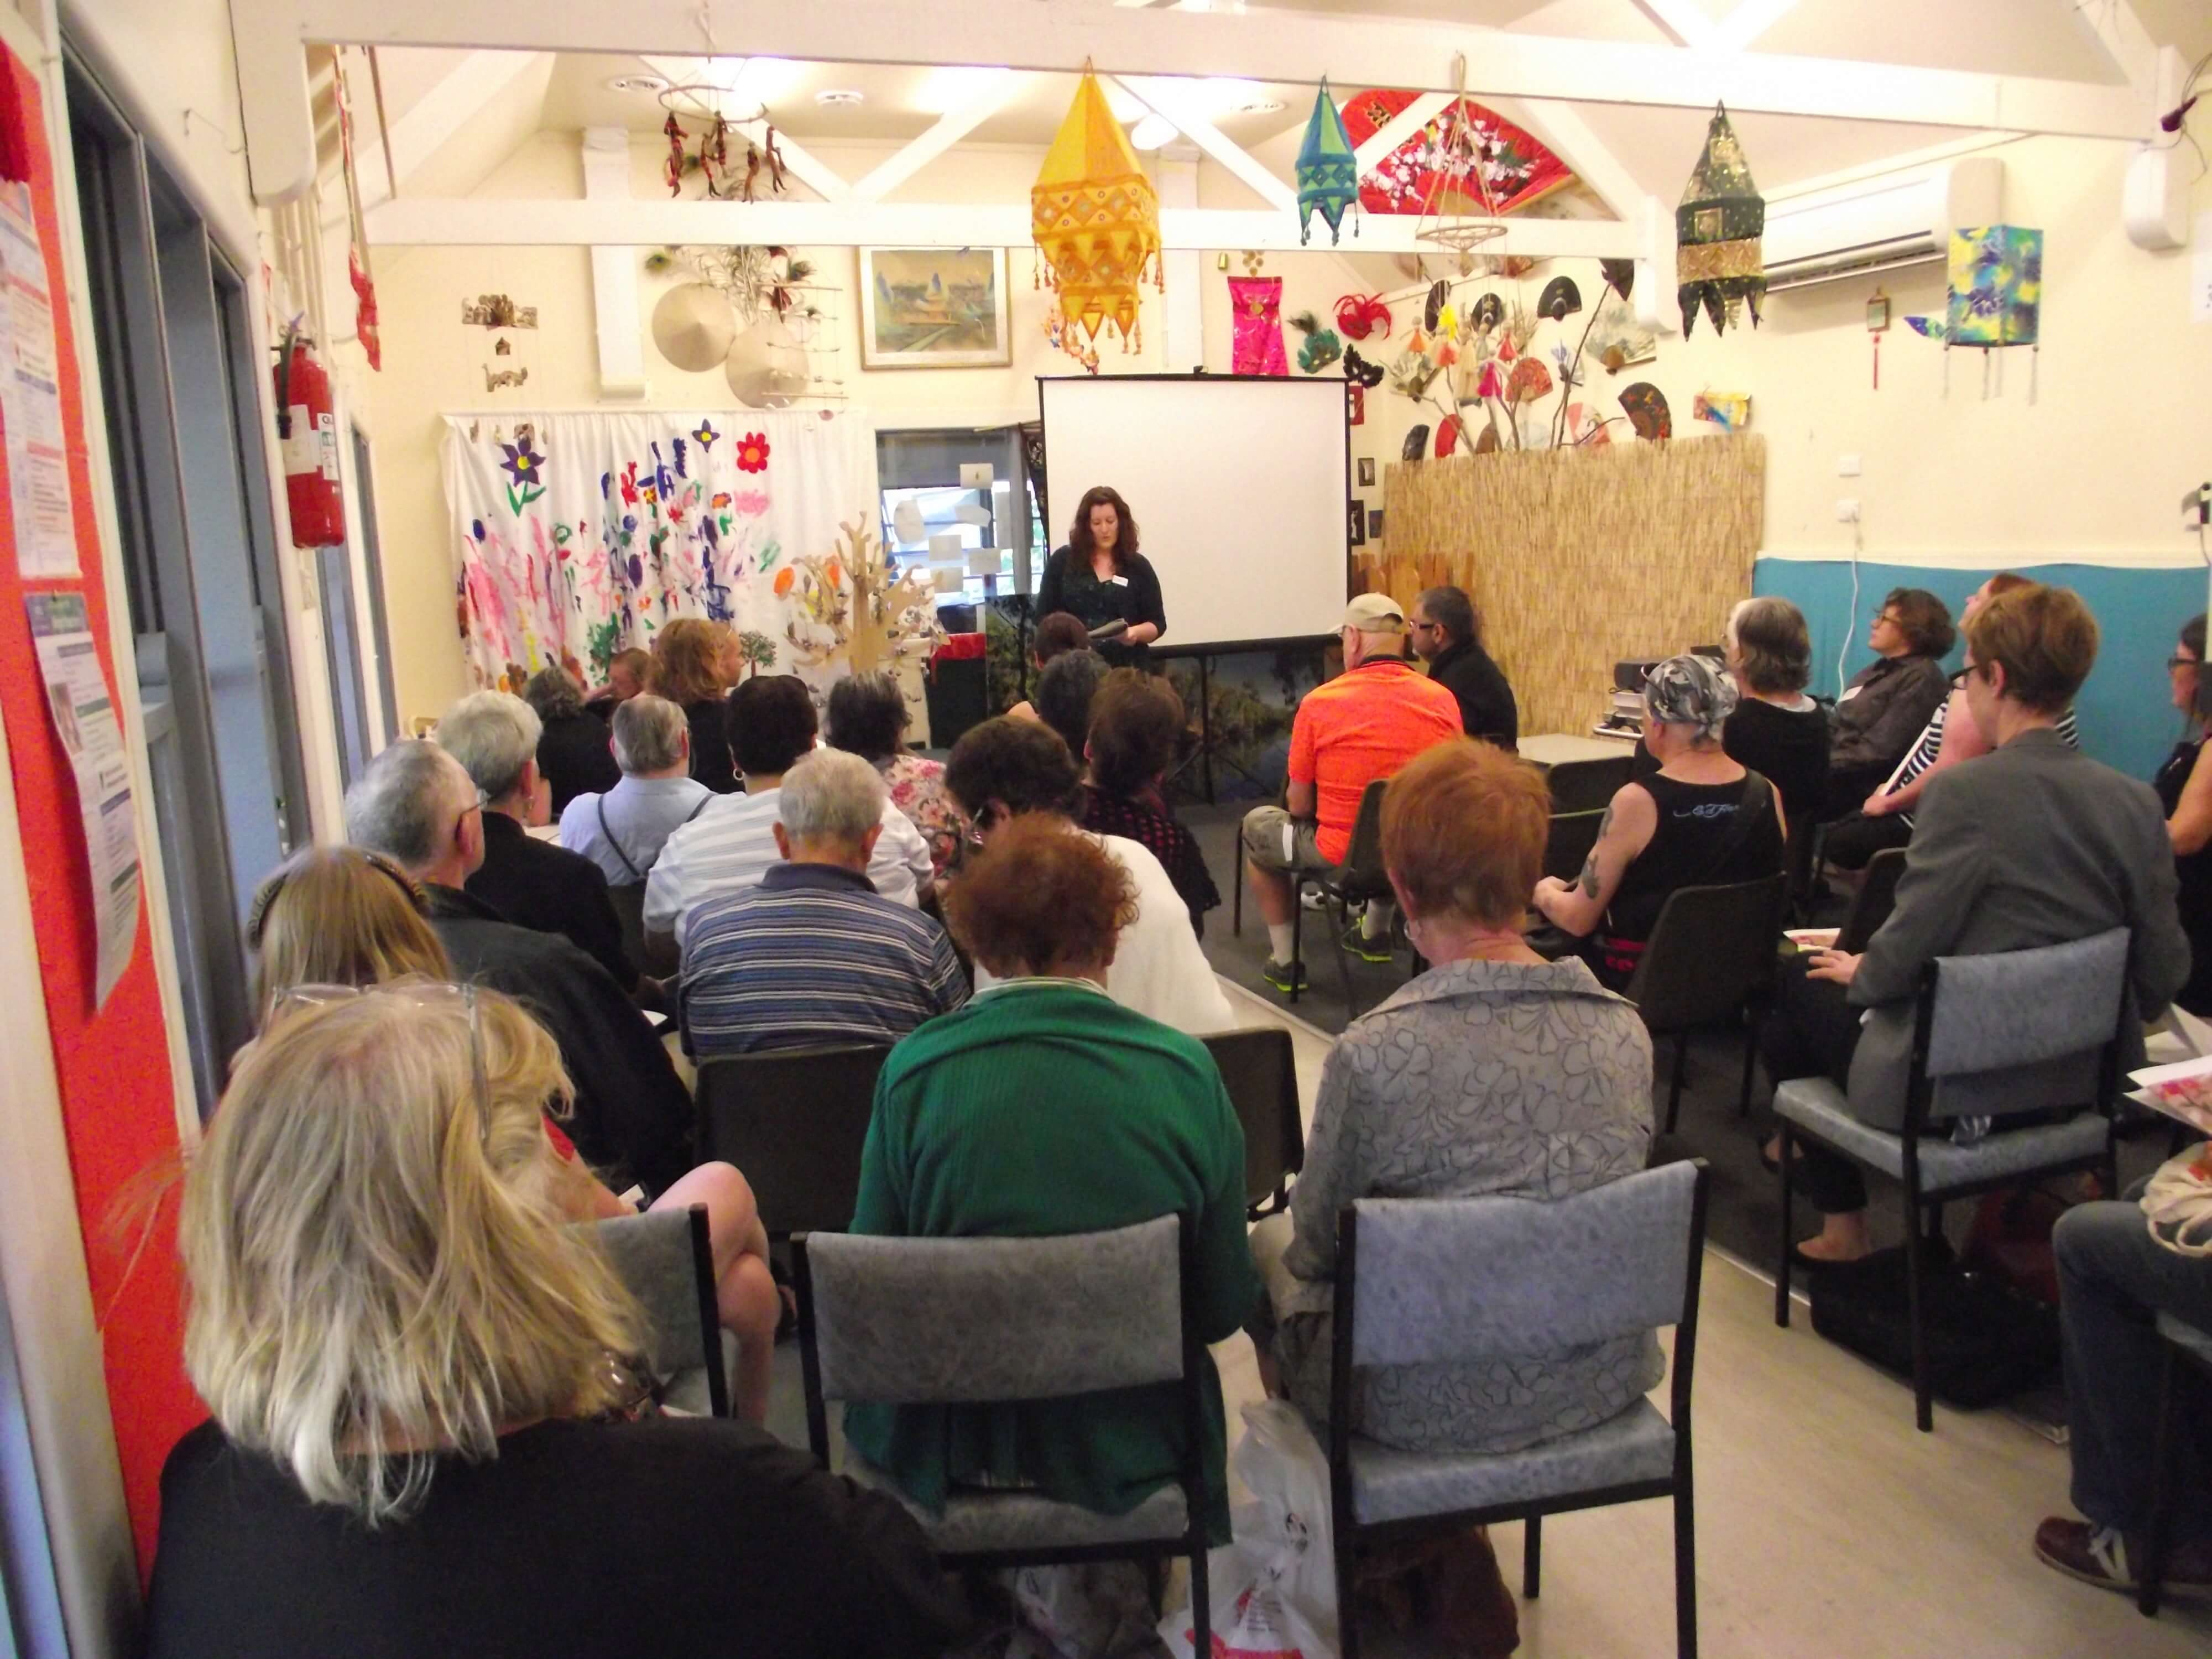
[181, 986, 641, 1525]
[249, 847, 451, 1021]
[650, 617, 729, 706]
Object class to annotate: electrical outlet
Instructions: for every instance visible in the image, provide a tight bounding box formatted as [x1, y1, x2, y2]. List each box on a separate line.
[1838, 455, 1862, 477]
[1835, 498, 1861, 523]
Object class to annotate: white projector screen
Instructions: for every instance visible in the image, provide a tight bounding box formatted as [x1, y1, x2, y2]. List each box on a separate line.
[1038, 376, 1349, 650]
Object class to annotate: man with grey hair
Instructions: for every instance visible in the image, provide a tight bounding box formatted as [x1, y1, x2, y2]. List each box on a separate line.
[559, 693, 712, 889]
[681, 748, 967, 1058]
[343, 740, 695, 1195]
[437, 690, 635, 990]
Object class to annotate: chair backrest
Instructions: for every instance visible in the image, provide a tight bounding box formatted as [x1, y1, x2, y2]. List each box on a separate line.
[1202, 1027, 1305, 1212]
[1340, 1161, 1708, 1370]
[1545, 755, 1631, 814]
[796, 1214, 1186, 1406]
[607, 881, 680, 979]
[1339, 778, 1390, 882]
[1623, 872, 1790, 1031]
[1542, 809, 1605, 885]
[1911, 927, 2130, 1123]
[693, 1044, 890, 1235]
[1838, 847, 1907, 954]
[593, 1205, 728, 1416]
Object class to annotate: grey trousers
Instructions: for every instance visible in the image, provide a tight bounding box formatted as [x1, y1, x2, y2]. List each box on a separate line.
[2057, 1199, 2212, 1539]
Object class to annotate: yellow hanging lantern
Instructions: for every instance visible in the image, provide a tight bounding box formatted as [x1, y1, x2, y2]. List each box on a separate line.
[1031, 66, 1162, 356]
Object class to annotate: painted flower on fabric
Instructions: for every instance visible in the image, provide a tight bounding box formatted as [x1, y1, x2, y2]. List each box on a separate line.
[619, 465, 639, 507]
[672, 437, 690, 478]
[737, 432, 771, 473]
[472, 519, 486, 541]
[773, 566, 795, 597]
[693, 421, 719, 451]
[712, 492, 732, 509]
[731, 489, 770, 518]
[498, 441, 545, 488]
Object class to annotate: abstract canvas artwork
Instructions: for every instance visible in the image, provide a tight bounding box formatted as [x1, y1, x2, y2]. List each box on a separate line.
[858, 248, 1011, 368]
[1945, 225, 2043, 346]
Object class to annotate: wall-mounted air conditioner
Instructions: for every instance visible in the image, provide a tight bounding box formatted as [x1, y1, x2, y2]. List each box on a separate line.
[1762, 156, 2003, 292]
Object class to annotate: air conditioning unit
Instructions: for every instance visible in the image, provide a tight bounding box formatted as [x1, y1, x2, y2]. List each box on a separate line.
[1762, 156, 2003, 292]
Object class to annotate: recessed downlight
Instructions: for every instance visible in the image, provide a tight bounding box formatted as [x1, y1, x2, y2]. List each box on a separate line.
[605, 74, 670, 95]
[815, 88, 865, 107]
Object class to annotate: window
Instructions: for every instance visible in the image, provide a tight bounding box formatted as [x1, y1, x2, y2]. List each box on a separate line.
[875, 427, 1032, 608]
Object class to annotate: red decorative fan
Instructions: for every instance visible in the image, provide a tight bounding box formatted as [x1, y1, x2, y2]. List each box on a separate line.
[1339, 90, 1574, 219]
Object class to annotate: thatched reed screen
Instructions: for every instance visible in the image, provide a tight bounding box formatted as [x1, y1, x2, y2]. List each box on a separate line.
[1358, 437, 1765, 740]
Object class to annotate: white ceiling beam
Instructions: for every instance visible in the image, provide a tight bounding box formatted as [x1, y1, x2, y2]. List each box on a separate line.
[1484, 95, 1642, 221]
[1631, 0, 1717, 49]
[582, 128, 649, 399]
[726, 118, 851, 202]
[1351, 91, 1455, 176]
[2065, 0, 2159, 95]
[1710, 0, 1801, 53]
[349, 48, 552, 208]
[364, 194, 1639, 255]
[848, 70, 1026, 201]
[287, 0, 2158, 141]
[1112, 74, 1296, 212]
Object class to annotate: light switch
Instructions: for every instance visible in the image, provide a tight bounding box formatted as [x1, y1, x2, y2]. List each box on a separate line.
[1838, 455, 1862, 477]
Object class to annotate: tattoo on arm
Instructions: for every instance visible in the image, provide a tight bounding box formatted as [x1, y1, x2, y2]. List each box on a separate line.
[1578, 853, 1602, 898]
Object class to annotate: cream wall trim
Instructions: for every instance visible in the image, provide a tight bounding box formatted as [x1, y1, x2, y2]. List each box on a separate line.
[228, 0, 314, 202]
[1756, 546, 2212, 571]
[581, 128, 647, 400]
[293, 0, 2158, 140]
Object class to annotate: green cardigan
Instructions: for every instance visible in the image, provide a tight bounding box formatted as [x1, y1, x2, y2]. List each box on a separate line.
[843, 981, 1258, 1543]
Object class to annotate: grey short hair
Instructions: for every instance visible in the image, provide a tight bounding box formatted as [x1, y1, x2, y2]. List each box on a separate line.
[777, 748, 886, 848]
[344, 741, 474, 873]
[436, 692, 541, 803]
[612, 694, 687, 775]
[1643, 653, 1739, 741]
[523, 664, 586, 723]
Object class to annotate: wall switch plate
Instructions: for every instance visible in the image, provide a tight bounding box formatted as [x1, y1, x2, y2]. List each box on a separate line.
[1835, 498, 1861, 523]
[1838, 454, 1862, 477]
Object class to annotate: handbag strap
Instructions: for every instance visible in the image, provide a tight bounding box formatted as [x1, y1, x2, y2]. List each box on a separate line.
[596, 795, 645, 883]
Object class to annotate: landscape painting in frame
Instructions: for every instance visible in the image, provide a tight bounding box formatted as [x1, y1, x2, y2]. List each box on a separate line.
[859, 247, 1011, 369]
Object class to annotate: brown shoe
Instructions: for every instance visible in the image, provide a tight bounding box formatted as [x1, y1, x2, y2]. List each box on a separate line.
[2033, 1517, 2212, 1599]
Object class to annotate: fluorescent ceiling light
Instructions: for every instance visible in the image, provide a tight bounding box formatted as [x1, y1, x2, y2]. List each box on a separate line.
[1129, 112, 1178, 150]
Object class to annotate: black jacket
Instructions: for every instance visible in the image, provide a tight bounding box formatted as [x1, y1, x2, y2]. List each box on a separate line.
[1425, 638, 1517, 748]
[423, 884, 692, 1195]
[535, 709, 620, 815]
[466, 812, 636, 989]
[1035, 546, 1166, 667]
[684, 696, 739, 795]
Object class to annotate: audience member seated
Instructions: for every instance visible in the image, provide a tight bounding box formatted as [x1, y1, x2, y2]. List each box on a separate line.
[827, 670, 967, 877]
[2154, 614, 2212, 1015]
[647, 675, 932, 948]
[682, 750, 968, 1058]
[1081, 669, 1219, 937]
[1032, 646, 1109, 760]
[1248, 735, 1657, 1488]
[557, 693, 712, 889]
[1759, 584, 2188, 1262]
[583, 644, 651, 718]
[145, 987, 966, 1659]
[1410, 584, 1517, 748]
[846, 817, 1258, 1552]
[1242, 594, 1461, 993]
[650, 617, 739, 795]
[346, 740, 695, 1197]
[524, 664, 620, 813]
[1531, 654, 1785, 992]
[1005, 610, 1092, 725]
[2031, 1191, 2212, 1598]
[437, 691, 637, 992]
[1823, 575, 2078, 873]
[1818, 586, 1954, 820]
[945, 717, 1234, 1034]
[244, 845, 781, 1421]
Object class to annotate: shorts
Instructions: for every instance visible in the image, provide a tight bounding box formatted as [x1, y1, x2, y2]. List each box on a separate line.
[1240, 806, 1342, 877]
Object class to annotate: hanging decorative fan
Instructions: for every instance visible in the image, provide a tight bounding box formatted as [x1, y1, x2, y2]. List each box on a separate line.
[1339, 87, 1575, 220]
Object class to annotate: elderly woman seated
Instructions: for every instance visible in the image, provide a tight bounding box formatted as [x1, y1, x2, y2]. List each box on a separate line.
[147, 982, 966, 1658]
[846, 817, 1259, 1554]
[826, 669, 967, 878]
[1532, 654, 1786, 991]
[523, 662, 619, 815]
[1079, 669, 1219, 936]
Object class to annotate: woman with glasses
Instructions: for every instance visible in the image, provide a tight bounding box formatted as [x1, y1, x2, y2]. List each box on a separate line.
[1819, 587, 1955, 820]
[247, 846, 784, 1423]
[147, 983, 965, 1658]
[2156, 614, 2212, 1014]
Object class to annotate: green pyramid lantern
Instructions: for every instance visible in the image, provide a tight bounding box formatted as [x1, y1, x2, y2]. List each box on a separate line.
[1675, 103, 1765, 338]
[1296, 78, 1360, 247]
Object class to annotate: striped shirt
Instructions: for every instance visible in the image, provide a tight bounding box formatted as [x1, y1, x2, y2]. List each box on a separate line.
[680, 863, 968, 1057]
[1886, 696, 2079, 827]
[643, 785, 934, 945]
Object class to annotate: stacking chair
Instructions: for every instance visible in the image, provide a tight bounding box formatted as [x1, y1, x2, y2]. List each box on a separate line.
[1772, 928, 2131, 1431]
[1329, 1161, 1711, 1659]
[593, 1205, 729, 1417]
[1233, 778, 1391, 1009]
[693, 1044, 890, 1237]
[1835, 847, 1908, 953]
[2140, 1312, 2212, 1616]
[1542, 754, 1631, 814]
[1202, 1026, 1305, 1218]
[793, 1215, 1213, 1656]
[1542, 808, 1606, 885]
[606, 881, 680, 979]
[1622, 873, 1790, 1135]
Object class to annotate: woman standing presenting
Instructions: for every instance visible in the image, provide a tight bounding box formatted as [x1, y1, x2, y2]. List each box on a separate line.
[1036, 484, 1166, 669]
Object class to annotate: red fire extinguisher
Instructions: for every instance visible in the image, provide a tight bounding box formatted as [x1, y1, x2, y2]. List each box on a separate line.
[273, 326, 345, 547]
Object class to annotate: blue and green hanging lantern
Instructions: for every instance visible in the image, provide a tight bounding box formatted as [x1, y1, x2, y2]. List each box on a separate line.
[1296, 78, 1360, 246]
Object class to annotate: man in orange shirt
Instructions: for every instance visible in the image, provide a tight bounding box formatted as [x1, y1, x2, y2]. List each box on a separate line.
[1241, 593, 1463, 992]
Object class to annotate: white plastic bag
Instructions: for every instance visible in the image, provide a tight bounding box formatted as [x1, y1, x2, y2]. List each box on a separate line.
[1159, 1400, 1339, 1659]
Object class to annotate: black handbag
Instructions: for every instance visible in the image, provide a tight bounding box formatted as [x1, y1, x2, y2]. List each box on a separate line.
[1806, 1240, 2060, 1410]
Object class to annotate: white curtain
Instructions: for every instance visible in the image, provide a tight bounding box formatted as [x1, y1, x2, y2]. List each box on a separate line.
[441, 408, 881, 691]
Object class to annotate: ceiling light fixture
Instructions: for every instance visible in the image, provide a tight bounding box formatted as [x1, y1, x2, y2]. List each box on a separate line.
[815, 88, 865, 106]
[1235, 97, 1285, 116]
[605, 74, 671, 95]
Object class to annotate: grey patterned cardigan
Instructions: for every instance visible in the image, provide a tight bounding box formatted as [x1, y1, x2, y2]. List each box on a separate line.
[1271, 956, 1664, 1452]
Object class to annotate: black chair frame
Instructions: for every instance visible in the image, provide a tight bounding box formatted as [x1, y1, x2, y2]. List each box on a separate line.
[693, 1044, 890, 1238]
[1233, 780, 1392, 1010]
[1201, 1027, 1306, 1219]
[681, 1203, 733, 1418]
[791, 1217, 1214, 1653]
[1773, 961, 2125, 1432]
[1835, 846, 1908, 955]
[2140, 1317, 2212, 1616]
[1329, 1167, 1712, 1659]
[1625, 873, 1791, 1137]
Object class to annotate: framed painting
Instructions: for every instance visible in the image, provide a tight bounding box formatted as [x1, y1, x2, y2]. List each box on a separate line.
[858, 247, 1012, 369]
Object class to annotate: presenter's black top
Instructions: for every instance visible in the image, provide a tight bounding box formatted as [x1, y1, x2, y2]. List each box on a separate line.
[1036, 545, 1166, 667]
[1426, 637, 1518, 749]
[146, 1416, 969, 1659]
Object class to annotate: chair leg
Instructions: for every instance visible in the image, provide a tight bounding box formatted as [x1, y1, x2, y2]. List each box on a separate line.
[1189, 1538, 1212, 1656]
[1905, 1193, 1933, 1432]
[1337, 1535, 1362, 1659]
[1738, 1006, 1761, 1118]
[1674, 1478, 1699, 1659]
[1524, 1514, 1542, 1599]
[2141, 1343, 2182, 1616]
[1774, 1123, 1794, 1328]
[1333, 896, 1358, 1016]
[1664, 1034, 1689, 1136]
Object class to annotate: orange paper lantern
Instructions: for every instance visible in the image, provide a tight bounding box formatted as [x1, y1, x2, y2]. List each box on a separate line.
[1031, 68, 1162, 356]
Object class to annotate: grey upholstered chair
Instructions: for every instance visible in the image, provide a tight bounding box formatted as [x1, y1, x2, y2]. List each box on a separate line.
[1201, 1027, 1305, 1219]
[1329, 1161, 1710, 1659]
[593, 1204, 728, 1417]
[1772, 927, 2131, 1431]
[791, 1215, 1212, 1656]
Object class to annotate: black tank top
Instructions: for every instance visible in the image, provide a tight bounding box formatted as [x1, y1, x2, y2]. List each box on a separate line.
[1604, 770, 1783, 945]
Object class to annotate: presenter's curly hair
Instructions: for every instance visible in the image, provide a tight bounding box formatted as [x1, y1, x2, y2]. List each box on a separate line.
[1067, 485, 1139, 572]
[942, 816, 1136, 979]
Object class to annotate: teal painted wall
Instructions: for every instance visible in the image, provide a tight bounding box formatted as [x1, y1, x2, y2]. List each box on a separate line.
[1751, 559, 2207, 785]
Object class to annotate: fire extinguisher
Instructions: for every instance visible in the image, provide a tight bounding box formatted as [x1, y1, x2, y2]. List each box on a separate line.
[273, 326, 345, 547]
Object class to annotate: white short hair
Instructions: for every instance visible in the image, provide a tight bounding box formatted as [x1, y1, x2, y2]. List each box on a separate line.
[344, 741, 475, 874]
[436, 691, 541, 802]
[778, 748, 886, 847]
[612, 694, 688, 775]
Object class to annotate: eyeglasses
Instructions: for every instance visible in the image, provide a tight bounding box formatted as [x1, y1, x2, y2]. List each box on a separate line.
[264, 980, 491, 1144]
[2170, 656, 2200, 672]
[1947, 666, 1971, 689]
[1870, 611, 1902, 626]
